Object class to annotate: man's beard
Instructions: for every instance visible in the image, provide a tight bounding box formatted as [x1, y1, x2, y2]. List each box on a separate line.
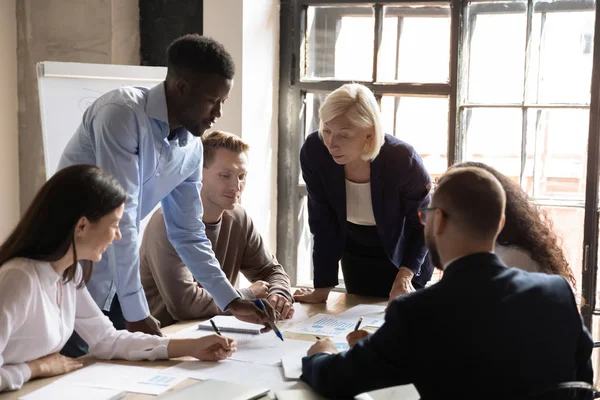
[425, 231, 443, 270]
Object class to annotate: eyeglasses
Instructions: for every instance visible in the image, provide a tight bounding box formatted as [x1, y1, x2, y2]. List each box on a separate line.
[418, 207, 447, 225]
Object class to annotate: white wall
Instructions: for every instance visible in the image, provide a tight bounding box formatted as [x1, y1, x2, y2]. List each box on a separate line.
[0, 0, 20, 239]
[204, 0, 279, 253]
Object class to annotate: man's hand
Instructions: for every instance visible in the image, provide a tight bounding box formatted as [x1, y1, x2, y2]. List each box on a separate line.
[388, 267, 415, 305]
[26, 353, 84, 379]
[126, 315, 164, 336]
[293, 287, 332, 304]
[346, 329, 370, 348]
[267, 293, 294, 319]
[307, 338, 338, 356]
[227, 298, 278, 329]
[249, 280, 270, 298]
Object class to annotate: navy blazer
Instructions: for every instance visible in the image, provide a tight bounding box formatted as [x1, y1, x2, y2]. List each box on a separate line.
[300, 131, 433, 288]
[301, 253, 593, 400]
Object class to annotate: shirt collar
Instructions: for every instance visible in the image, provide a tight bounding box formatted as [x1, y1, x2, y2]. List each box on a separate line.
[146, 82, 169, 125]
[36, 261, 62, 287]
[146, 82, 191, 147]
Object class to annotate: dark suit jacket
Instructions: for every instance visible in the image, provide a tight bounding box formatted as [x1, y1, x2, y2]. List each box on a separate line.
[301, 253, 593, 400]
[300, 131, 433, 288]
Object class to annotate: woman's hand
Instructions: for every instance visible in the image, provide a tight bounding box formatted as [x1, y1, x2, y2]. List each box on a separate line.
[26, 353, 84, 379]
[346, 329, 370, 348]
[389, 267, 416, 304]
[293, 287, 331, 304]
[168, 335, 237, 361]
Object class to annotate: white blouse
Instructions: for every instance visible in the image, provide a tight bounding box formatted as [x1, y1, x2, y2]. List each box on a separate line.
[496, 245, 542, 273]
[345, 180, 376, 226]
[0, 258, 170, 392]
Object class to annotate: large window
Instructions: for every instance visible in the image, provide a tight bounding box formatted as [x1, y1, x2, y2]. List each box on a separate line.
[278, 0, 600, 341]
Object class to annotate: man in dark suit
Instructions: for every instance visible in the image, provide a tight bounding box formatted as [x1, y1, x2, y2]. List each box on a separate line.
[301, 167, 593, 400]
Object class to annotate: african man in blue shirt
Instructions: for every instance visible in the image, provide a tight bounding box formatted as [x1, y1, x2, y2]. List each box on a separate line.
[58, 34, 276, 357]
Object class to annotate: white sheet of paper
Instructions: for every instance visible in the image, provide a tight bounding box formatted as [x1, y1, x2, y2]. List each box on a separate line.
[283, 314, 381, 338]
[165, 360, 299, 392]
[231, 336, 313, 366]
[54, 363, 186, 395]
[19, 383, 124, 400]
[274, 388, 329, 400]
[281, 356, 303, 380]
[355, 384, 420, 400]
[278, 303, 310, 331]
[337, 304, 387, 328]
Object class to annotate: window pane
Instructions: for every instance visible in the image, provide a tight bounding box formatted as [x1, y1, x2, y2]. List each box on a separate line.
[304, 92, 329, 138]
[305, 6, 374, 81]
[381, 96, 449, 180]
[378, 5, 450, 83]
[541, 206, 584, 296]
[296, 195, 314, 286]
[462, 108, 523, 178]
[524, 109, 588, 201]
[526, 4, 595, 104]
[463, 2, 527, 103]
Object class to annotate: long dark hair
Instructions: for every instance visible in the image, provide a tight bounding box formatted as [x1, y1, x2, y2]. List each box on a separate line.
[451, 161, 576, 288]
[0, 165, 127, 287]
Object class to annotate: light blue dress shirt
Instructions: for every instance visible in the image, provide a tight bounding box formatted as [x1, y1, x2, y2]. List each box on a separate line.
[58, 83, 240, 322]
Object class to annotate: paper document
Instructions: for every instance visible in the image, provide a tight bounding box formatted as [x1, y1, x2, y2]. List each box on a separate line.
[165, 360, 301, 391]
[338, 304, 387, 328]
[54, 363, 186, 395]
[231, 336, 313, 366]
[197, 316, 263, 334]
[278, 303, 311, 331]
[275, 389, 328, 400]
[284, 314, 382, 338]
[281, 356, 303, 380]
[355, 384, 420, 400]
[20, 383, 124, 400]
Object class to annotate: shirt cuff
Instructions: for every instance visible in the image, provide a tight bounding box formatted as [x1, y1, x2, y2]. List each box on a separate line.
[238, 288, 256, 300]
[119, 287, 151, 322]
[211, 280, 241, 311]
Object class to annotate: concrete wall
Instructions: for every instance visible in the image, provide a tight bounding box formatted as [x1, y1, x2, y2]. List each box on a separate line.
[0, 0, 20, 240]
[16, 0, 140, 211]
[203, 0, 280, 255]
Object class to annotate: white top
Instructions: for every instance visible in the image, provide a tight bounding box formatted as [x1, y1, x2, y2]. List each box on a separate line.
[345, 180, 376, 226]
[0, 258, 170, 392]
[496, 245, 542, 273]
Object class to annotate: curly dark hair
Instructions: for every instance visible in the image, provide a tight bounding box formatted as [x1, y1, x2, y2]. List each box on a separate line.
[451, 161, 576, 288]
[167, 34, 235, 80]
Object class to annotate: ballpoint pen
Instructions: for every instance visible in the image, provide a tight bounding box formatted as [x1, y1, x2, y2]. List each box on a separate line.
[254, 299, 284, 341]
[354, 316, 363, 331]
[209, 319, 222, 336]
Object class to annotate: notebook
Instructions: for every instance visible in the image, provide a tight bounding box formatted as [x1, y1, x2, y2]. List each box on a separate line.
[198, 316, 264, 334]
[158, 379, 269, 400]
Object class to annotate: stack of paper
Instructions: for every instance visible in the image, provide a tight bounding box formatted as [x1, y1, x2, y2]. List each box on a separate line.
[20, 384, 124, 400]
[165, 360, 299, 392]
[51, 363, 186, 395]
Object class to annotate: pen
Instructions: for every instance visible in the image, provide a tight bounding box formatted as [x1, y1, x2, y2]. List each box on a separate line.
[209, 319, 222, 336]
[254, 299, 284, 341]
[354, 316, 363, 331]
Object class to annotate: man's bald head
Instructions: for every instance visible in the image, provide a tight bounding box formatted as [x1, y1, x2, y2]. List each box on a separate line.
[432, 167, 506, 240]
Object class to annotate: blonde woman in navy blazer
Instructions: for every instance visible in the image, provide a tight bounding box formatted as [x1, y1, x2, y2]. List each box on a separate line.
[294, 84, 433, 304]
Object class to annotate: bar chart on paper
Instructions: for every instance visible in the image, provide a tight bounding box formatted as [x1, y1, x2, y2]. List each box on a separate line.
[284, 314, 358, 337]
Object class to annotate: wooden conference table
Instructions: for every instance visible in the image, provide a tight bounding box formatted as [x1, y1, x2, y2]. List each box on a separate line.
[0, 292, 386, 400]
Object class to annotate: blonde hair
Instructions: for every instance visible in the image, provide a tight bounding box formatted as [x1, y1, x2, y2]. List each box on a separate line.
[318, 84, 385, 161]
[202, 130, 250, 167]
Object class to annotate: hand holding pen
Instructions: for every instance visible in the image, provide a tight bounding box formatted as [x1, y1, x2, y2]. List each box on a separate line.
[255, 299, 284, 341]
